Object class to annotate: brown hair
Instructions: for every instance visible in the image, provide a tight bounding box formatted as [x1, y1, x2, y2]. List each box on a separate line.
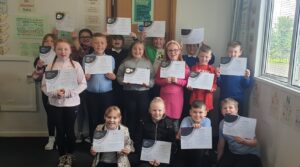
[221, 98, 239, 109]
[104, 106, 122, 117]
[125, 40, 149, 60]
[51, 39, 75, 70]
[93, 32, 108, 41]
[227, 41, 242, 50]
[42, 33, 57, 46]
[191, 100, 206, 110]
[165, 40, 183, 61]
[199, 43, 212, 54]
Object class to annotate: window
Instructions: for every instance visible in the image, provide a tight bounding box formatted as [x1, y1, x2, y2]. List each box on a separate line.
[263, 0, 300, 87]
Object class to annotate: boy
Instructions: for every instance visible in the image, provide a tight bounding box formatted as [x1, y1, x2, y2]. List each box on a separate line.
[216, 41, 251, 116]
[178, 100, 211, 167]
[217, 98, 262, 167]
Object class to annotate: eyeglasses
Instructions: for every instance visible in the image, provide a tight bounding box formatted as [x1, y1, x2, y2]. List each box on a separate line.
[80, 36, 92, 39]
[167, 49, 180, 53]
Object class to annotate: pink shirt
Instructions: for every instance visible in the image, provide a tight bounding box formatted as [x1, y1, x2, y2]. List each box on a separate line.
[42, 58, 87, 107]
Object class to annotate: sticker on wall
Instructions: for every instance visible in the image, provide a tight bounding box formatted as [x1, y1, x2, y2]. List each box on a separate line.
[281, 95, 294, 126]
[270, 91, 280, 119]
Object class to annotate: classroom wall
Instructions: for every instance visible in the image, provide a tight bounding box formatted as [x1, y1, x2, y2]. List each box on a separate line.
[0, 0, 235, 136]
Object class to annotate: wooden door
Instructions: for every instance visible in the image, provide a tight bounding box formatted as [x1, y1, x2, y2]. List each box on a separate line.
[106, 0, 177, 40]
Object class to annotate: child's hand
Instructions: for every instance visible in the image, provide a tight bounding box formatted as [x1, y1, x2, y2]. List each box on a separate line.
[244, 69, 250, 78]
[36, 59, 45, 68]
[52, 28, 58, 36]
[187, 86, 193, 91]
[192, 123, 201, 128]
[90, 147, 97, 156]
[171, 77, 177, 83]
[209, 87, 216, 92]
[234, 136, 245, 144]
[141, 31, 147, 41]
[129, 32, 137, 39]
[71, 31, 77, 39]
[215, 67, 221, 77]
[166, 77, 172, 83]
[105, 73, 116, 80]
[142, 83, 149, 88]
[120, 148, 130, 155]
[57, 89, 65, 98]
[85, 74, 91, 80]
[149, 160, 160, 166]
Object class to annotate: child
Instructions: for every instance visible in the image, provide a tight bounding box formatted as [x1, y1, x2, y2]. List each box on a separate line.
[84, 33, 116, 141]
[178, 100, 211, 167]
[216, 41, 252, 116]
[217, 98, 262, 167]
[137, 97, 176, 167]
[90, 106, 134, 167]
[155, 40, 190, 131]
[32, 33, 57, 150]
[188, 44, 217, 117]
[117, 40, 154, 143]
[41, 39, 87, 167]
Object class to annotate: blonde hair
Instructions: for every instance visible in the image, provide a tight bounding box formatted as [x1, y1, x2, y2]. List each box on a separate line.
[149, 97, 165, 110]
[221, 98, 239, 109]
[104, 106, 122, 117]
[227, 41, 242, 50]
[199, 43, 212, 54]
[165, 40, 183, 61]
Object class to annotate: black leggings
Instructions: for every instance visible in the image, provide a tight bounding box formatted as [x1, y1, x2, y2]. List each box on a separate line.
[51, 105, 78, 156]
[42, 92, 55, 136]
[218, 150, 262, 167]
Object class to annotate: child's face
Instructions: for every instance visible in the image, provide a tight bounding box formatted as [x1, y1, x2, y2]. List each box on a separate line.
[221, 102, 238, 116]
[112, 38, 123, 50]
[190, 106, 207, 123]
[55, 42, 71, 60]
[92, 36, 107, 55]
[153, 37, 165, 49]
[105, 111, 121, 130]
[79, 31, 92, 46]
[43, 36, 55, 48]
[167, 43, 181, 61]
[132, 43, 144, 59]
[149, 102, 165, 122]
[186, 44, 199, 55]
[227, 46, 242, 57]
[198, 51, 211, 65]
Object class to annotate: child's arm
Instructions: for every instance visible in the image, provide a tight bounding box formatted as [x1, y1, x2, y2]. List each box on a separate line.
[105, 56, 116, 80]
[147, 62, 155, 88]
[155, 67, 170, 86]
[241, 69, 252, 89]
[173, 65, 190, 87]
[116, 62, 126, 85]
[217, 138, 225, 161]
[234, 136, 257, 147]
[64, 63, 87, 98]
[121, 127, 135, 155]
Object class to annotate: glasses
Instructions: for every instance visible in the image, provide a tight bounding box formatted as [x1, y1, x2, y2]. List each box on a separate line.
[80, 36, 92, 39]
[167, 49, 180, 53]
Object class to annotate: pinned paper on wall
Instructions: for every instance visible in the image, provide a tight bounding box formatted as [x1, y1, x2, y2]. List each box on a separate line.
[281, 95, 294, 126]
[16, 16, 46, 39]
[132, 0, 154, 23]
[18, 0, 35, 13]
[0, 0, 8, 14]
[270, 91, 280, 119]
[19, 41, 40, 57]
[85, 0, 101, 13]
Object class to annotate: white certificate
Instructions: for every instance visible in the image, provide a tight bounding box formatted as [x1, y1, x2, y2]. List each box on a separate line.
[220, 57, 247, 76]
[181, 28, 204, 44]
[107, 17, 131, 35]
[123, 68, 150, 85]
[160, 61, 185, 79]
[223, 116, 257, 139]
[92, 130, 124, 152]
[144, 21, 166, 37]
[140, 140, 172, 164]
[39, 46, 56, 65]
[55, 12, 75, 32]
[84, 55, 113, 74]
[181, 127, 212, 149]
[187, 72, 214, 90]
[45, 69, 78, 92]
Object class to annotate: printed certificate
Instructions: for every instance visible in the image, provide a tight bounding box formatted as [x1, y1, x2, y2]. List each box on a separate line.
[107, 17, 131, 35]
[187, 72, 214, 90]
[55, 12, 75, 32]
[181, 127, 212, 149]
[160, 61, 185, 79]
[39, 46, 55, 65]
[143, 21, 166, 37]
[220, 57, 247, 76]
[45, 69, 78, 92]
[123, 68, 150, 85]
[181, 28, 204, 44]
[84, 55, 113, 74]
[223, 116, 257, 139]
[140, 140, 172, 164]
[92, 130, 125, 152]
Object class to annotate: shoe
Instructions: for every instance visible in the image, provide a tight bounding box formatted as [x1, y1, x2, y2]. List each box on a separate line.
[57, 155, 67, 167]
[84, 137, 91, 143]
[45, 136, 55, 150]
[64, 154, 73, 167]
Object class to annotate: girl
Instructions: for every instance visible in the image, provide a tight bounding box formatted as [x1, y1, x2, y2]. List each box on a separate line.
[155, 40, 190, 131]
[116, 40, 154, 143]
[41, 39, 87, 167]
[188, 44, 217, 117]
[84, 33, 116, 141]
[91, 106, 134, 167]
[32, 33, 57, 150]
[137, 97, 176, 167]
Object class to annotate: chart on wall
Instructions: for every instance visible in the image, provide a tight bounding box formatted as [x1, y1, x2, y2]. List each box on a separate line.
[0, 0, 9, 55]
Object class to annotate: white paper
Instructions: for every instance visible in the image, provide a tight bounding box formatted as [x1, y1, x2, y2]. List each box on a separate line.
[220, 57, 247, 76]
[181, 28, 204, 44]
[187, 72, 214, 90]
[39, 48, 56, 65]
[140, 140, 172, 164]
[45, 69, 78, 92]
[92, 130, 125, 152]
[223, 116, 257, 139]
[144, 21, 166, 37]
[84, 56, 113, 74]
[55, 14, 75, 32]
[181, 127, 212, 149]
[123, 68, 150, 85]
[160, 61, 185, 79]
[107, 17, 131, 35]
